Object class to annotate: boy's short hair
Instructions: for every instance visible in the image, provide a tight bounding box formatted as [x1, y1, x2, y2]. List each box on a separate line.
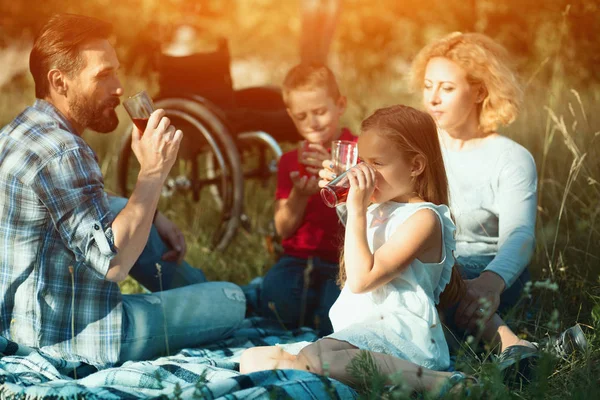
[282, 63, 341, 105]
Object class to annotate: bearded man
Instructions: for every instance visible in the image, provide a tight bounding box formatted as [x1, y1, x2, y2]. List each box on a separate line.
[0, 13, 245, 370]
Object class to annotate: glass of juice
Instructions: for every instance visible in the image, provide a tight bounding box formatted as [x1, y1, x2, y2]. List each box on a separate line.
[320, 163, 362, 207]
[123, 90, 155, 134]
[298, 140, 312, 178]
[331, 140, 357, 174]
[298, 140, 324, 178]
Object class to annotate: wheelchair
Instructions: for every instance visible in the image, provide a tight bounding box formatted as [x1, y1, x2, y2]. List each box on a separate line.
[116, 39, 296, 250]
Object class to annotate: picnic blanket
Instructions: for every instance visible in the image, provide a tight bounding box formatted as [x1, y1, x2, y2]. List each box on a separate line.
[0, 317, 357, 399]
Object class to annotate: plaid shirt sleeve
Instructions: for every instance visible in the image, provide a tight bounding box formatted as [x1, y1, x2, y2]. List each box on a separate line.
[30, 146, 117, 278]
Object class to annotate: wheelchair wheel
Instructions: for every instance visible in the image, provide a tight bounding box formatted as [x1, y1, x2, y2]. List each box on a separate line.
[115, 104, 243, 251]
[236, 131, 282, 187]
[236, 131, 283, 234]
[204, 130, 282, 234]
[154, 97, 244, 212]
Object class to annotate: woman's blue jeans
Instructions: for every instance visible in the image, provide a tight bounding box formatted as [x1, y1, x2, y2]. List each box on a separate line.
[456, 255, 531, 315]
[443, 255, 531, 336]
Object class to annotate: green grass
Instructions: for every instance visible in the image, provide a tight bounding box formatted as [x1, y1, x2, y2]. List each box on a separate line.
[1, 55, 599, 399]
[115, 81, 599, 398]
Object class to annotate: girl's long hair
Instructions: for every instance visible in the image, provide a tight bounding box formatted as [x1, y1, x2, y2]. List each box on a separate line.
[337, 105, 465, 307]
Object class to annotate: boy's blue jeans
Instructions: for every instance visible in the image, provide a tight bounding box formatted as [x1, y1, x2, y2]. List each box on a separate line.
[108, 197, 245, 363]
[259, 255, 341, 336]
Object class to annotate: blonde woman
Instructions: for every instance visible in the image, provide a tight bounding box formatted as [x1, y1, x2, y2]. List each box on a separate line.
[411, 32, 534, 334]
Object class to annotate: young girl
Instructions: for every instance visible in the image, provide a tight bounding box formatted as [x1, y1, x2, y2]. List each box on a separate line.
[240, 105, 472, 393]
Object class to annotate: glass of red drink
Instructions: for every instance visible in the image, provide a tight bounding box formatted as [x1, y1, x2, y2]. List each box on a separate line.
[320, 163, 362, 207]
[298, 140, 324, 178]
[123, 91, 155, 135]
[298, 140, 313, 178]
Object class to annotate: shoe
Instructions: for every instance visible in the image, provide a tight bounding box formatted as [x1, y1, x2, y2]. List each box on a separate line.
[551, 324, 587, 358]
[496, 345, 540, 389]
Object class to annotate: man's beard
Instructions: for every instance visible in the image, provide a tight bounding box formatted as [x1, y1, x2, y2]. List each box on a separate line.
[69, 93, 120, 133]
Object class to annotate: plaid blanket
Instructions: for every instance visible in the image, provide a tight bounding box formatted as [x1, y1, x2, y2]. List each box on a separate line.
[0, 317, 357, 399]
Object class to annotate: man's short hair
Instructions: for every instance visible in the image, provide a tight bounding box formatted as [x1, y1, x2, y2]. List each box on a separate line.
[282, 63, 341, 105]
[30, 13, 113, 99]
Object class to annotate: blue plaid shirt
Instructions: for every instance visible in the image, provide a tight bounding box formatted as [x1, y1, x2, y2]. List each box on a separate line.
[0, 100, 121, 368]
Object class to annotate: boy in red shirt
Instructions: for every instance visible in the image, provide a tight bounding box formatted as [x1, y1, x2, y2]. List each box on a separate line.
[259, 64, 355, 336]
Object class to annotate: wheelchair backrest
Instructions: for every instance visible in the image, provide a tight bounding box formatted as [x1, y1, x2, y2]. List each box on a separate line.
[158, 38, 235, 109]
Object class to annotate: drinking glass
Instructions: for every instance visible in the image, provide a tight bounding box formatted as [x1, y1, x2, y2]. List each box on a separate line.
[331, 140, 357, 174]
[320, 162, 364, 207]
[123, 90, 155, 135]
[298, 140, 313, 178]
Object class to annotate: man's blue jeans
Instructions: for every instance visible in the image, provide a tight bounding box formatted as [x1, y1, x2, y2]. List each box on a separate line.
[108, 196, 207, 291]
[109, 197, 245, 363]
[119, 282, 245, 362]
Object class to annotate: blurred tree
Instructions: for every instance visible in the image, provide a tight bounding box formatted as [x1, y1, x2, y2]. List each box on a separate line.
[333, 0, 600, 84]
[300, 0, 340, 64]
[0, 0, 597, 83]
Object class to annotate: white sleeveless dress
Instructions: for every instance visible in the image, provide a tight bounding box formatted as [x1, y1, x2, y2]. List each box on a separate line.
[326, 201, 456, 371]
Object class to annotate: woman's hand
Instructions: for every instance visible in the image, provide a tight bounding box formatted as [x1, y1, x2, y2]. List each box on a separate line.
[346, 163, 376, 215]
[455, 271, 506, 332]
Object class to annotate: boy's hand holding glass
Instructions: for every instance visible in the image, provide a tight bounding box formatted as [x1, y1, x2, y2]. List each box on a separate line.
[298, 141, 330, 177]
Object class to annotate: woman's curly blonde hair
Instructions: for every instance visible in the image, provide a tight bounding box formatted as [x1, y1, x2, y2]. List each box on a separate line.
[410, 32, 523, 133]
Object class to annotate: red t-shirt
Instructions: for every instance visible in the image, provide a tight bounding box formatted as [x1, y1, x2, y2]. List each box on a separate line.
[275, 128, 357, 263]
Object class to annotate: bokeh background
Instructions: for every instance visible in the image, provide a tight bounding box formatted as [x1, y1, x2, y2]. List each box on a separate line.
[1, 3, 599, 393]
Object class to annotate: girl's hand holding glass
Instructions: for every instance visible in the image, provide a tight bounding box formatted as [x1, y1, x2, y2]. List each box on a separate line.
[346, 163, 376, 212]
[317, 140, 358, 188]
[318, 158, 337, 188]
